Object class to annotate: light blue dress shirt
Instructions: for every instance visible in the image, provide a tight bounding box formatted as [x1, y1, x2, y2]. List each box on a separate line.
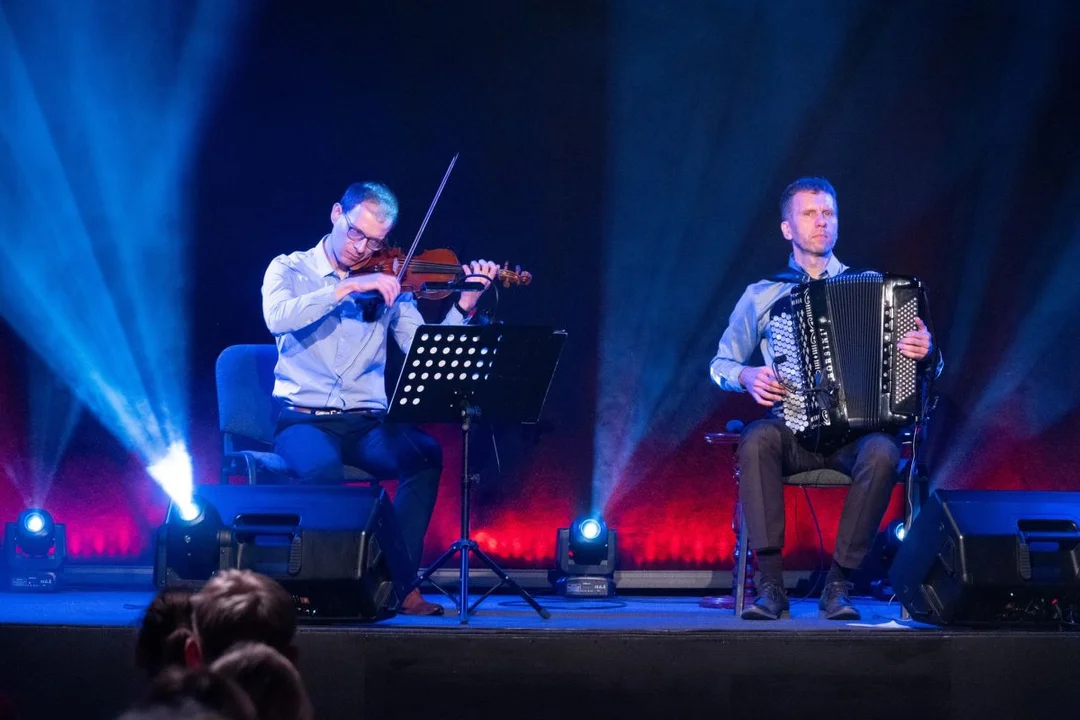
[709, 254, 848, 393]
[262, 238, 468, 410]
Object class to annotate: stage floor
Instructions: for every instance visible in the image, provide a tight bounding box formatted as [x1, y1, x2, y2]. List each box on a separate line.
[2, 588, 1079, 720]
[0, 588, 922, 632]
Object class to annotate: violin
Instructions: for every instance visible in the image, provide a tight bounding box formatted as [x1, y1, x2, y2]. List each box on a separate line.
[346, 153, 532, 303]
[348, 247, 532, 300]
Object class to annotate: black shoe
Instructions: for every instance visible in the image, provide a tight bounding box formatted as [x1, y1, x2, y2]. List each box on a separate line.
[741, 580, 789, 620]
[819, 581, 861, 620]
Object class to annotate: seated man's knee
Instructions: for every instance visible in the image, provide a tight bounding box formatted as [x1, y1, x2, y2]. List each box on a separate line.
[401, 429, 443, 476]
[861, 433, 900, 461]
[295, 457, 342, 485]
[274, 426, 343, 484]
[419, 433, 443, 469]
[739, 419, 784, 456]
[858, 434, 901, 474]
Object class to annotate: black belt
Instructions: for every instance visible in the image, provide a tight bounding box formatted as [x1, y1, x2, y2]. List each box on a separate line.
[286, 406, 381, 417]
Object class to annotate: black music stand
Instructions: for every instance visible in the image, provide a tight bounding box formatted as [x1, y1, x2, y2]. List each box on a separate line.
[388, 324, 566, 624]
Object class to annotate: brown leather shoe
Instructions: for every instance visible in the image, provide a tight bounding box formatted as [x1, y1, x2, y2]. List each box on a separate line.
[400, 588, 444, 616]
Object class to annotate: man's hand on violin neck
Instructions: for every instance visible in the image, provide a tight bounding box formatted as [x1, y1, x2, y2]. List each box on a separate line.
[456, 259, 500, 312]
[337, 273, 401, 306]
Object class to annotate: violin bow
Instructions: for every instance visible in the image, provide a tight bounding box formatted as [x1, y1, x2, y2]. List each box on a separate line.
[397, 153, 459, 283]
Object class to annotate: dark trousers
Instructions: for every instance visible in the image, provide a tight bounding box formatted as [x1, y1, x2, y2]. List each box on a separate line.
[738, 418, 900, 569]
[273, 408, 442, 578]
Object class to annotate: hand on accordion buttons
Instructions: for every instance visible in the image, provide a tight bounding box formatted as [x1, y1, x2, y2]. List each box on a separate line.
[898, 316, 932, 361]
[739, 366, 787, 407]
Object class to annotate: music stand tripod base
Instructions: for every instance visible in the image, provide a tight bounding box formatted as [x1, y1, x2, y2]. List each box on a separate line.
[387, 325, 566, 624]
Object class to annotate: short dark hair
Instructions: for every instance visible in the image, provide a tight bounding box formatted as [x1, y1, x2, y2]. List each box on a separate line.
[190, 570, 296, 664]
[340, 181, 399, 223]
[211, 643, 313, 720]
[138, 667, 257, 720]
[136, 590, 195, 678]
[779, 177, 837, 221]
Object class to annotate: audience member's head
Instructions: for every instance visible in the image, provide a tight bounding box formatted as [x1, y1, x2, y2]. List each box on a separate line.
[211, 642, 313, 720]
[117, 698, 231, 720]
[136, 590, 195, 677]
[186, 570, 297, 667]
[138, 666, 257, 720]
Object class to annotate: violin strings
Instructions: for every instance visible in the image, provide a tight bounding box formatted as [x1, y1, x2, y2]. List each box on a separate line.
[362, 258, 514, 276]
[403, 261, 510, 275]
[403, 262, 461, 272]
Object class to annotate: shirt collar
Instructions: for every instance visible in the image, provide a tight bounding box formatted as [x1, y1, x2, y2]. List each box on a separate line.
[311, 236, 338, 278]
[787, 253, 846, 282]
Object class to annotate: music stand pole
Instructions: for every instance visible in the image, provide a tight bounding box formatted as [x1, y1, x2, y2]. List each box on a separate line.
[458, 402, 475, 622]
[392, 324, 563, 624]
[407, 400, 551, 624]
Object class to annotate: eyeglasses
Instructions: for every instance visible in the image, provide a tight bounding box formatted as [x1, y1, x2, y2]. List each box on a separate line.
[341, 211, 389, 250]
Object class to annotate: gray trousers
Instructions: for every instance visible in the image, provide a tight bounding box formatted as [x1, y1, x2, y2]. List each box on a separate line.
[738, 419, 900, 569]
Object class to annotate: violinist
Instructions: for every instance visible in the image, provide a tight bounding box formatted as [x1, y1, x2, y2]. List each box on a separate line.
[261, 181, 498, 616]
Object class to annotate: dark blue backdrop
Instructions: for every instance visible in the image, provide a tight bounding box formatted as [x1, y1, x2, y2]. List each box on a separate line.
[1, 0, 1078, 567]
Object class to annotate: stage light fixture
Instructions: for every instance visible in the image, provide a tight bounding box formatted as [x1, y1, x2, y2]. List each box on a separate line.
[4, 508, 67, 590]
[155, 496, 225, 588]
[550, 515, 618, 598]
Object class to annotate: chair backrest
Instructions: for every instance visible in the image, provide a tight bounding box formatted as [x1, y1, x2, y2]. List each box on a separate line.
[216, 344, 280, 447]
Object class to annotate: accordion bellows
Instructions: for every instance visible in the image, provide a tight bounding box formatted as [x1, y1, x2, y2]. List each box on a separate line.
[768, 271, 925, 452]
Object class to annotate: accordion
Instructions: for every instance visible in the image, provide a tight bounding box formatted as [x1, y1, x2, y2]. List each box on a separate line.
[767, 271, 927, 451]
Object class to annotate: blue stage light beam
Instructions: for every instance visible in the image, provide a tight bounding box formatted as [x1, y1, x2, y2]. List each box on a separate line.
[936, 8, 1062, 373]
[593, 4, 862, 513]
[0, 359, 81, 510]
[27, 359, 83, 509]
[0, 3, 247, 514]
[938, 173, 1080, 482]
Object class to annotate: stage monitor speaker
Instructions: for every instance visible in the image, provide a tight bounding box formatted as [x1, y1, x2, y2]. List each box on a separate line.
[889, 489, 1080, 626]
[154, 484, 412, 621]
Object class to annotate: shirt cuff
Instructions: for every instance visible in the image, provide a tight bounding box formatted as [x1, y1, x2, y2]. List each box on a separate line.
[444, 303, 470, 325]
[710, 361, 747, 393]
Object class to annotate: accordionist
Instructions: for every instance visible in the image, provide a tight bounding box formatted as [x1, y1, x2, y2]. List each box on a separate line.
[709, 177, 943, 622]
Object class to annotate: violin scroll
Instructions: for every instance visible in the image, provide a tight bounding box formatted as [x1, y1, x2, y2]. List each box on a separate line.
[498, 262, 532, 288]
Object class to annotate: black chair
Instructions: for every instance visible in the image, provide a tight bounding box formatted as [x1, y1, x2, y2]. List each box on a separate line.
[216, 344, 373, 485]
[704, 426, 928, 616]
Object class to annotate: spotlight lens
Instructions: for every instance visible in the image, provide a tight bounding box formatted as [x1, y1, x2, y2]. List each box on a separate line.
[894, 524, 906, 542]
[177, 500, 202, 523]
[24, 512, 46, 534]
[580, 518, 603, 541]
